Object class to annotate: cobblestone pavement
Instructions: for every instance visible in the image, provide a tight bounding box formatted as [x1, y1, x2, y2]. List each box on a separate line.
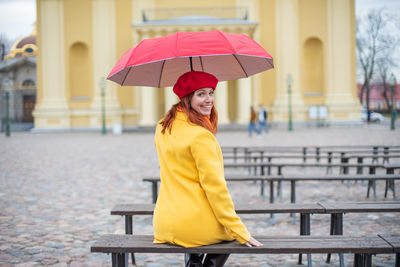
[1, 124, 400, 267]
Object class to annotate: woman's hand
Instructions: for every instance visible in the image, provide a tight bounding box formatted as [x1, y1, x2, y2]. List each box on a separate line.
[244, 237, 263, 247]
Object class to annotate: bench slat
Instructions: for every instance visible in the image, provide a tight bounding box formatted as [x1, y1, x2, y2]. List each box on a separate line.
[111, 204, 155, 215]
[224, 162, 384, 168]
[143, 174, 400, 182]
[111, 203, 326, 216]
[319, 202, 400, 213]
[90, 234, 394, 254]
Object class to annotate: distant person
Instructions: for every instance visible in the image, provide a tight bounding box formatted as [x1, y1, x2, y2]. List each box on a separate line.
[257, 105, 269, 134]
[153, 71, 262, 267]
[248, 106, 258, 137]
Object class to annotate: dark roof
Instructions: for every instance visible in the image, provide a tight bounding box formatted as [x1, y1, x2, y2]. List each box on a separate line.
[16, 35, 36, 48]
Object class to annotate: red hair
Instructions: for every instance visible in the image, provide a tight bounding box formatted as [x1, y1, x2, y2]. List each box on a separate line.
[160, 92, 218, 135]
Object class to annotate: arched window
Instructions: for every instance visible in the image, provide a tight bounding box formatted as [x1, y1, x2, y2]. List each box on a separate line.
[69, 42, 92, 103]
[22, 79, 35, 86]
[302, 38, 324, 100]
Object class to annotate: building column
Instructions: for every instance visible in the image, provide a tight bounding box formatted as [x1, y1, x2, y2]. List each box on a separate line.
[33, 0, 70, 130]
[165, 87, 178, 113]
[90, 0, 122, 129]
[272, 0, 306, 122]
[137, 29, 161, 126]
[325, 0, 361, 121]
[214, 81, 230, 124]
[236, 77, 252, 124]
[138, 87, 159, 126]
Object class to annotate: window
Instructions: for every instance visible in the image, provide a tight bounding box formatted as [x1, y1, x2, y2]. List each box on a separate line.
[22, 79, 35, 86]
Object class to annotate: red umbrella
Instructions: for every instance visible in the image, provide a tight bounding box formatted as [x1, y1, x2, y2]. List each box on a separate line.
[107, 30, 273, 87]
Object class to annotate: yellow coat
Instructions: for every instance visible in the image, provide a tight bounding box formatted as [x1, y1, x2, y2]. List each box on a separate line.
[153, 111, 250, 248]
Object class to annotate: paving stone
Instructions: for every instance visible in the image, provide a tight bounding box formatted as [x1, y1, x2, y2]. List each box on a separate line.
[69, 261, 84, 267]
[144, 263, 167, 267]
[14, 262, 39, 267]
[46, 243, 65, 249]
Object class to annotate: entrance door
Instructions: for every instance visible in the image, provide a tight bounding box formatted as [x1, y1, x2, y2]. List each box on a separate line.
[23, 95, 35, 122]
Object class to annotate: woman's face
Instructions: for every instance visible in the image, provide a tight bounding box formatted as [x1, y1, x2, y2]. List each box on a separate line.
[190, 87, 214, 116]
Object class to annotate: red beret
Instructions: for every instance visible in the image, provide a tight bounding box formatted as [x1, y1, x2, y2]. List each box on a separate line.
[173, 71, 218, 99]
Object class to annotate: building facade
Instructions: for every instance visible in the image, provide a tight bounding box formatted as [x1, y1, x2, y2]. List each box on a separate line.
[358, 83, 400, 111]
[34, 0, 361, 131]
[0, 29, 37, 131]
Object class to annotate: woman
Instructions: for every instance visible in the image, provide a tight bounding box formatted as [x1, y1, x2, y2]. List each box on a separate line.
[153, 71, 262, 267]
[248, 106, 258, 137]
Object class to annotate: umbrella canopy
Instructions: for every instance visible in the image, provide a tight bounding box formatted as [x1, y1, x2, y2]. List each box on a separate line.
[107, 30, 273, 87]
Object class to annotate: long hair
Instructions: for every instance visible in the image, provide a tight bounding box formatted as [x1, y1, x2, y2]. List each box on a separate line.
[160, 92, 218, 134]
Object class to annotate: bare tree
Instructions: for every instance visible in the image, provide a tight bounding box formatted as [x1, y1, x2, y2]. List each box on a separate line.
[376, 51, 397, 111]
[356, 9, 398, 122]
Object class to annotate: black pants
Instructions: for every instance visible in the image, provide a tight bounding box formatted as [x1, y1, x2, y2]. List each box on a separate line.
[185, 253, 230, 267]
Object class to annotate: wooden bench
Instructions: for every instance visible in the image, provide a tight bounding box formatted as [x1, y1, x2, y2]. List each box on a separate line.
[143, 174, 400, 204]
[111, 202, 400, 266]
[221, 145, 400, 155]
[223, 162, 384, 175]
[223, 162, 389, 198]
[222, 146, 400, 164]
[221, 145, 400, 152]
[90, 234, 399, 267]
[223, 153, 400, 165]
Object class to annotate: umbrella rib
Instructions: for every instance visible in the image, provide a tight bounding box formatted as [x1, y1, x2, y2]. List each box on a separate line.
[266, 57, 274, 69]
[233, 54, 249, 78]
[158, 60, 166, 88]
[121, 67, 132, 86]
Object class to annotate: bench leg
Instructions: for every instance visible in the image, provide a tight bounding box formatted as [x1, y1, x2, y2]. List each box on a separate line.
[152, 182, 158, 204]
[119, 253, 127, 267]
[366, 180, 376, 200]
[261, 180, 265, 201]
[291, 180, 296, 224]
[125, 215, 136, 265]
[112, 253, 117, 267]
[298, 213, 311, 266]
[396, 253, 399, 267]
[386, 180, 397, 200]
[291, 180, 296, 204]
[267, 158, 272, 175]
[112, 253, 127, 267]
[277, 180, 283, 202]
[327, 213, 344, 264]
[385, 180, 389, 198]
[270, 181, 275, 223]
[307, 254, 312, 267]
[354, 253, 372, 267]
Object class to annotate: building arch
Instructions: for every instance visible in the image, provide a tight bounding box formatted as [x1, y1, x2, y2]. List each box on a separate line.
[22, 79, 35, 86]
[69, 42, 92, 106]
[301, 37, 324, 104]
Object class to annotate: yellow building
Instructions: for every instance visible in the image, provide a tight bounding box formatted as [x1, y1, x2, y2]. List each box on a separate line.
[34, 0, 361, 131]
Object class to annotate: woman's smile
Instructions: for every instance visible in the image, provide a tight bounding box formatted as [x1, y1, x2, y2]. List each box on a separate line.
[190, 87, 214, 116]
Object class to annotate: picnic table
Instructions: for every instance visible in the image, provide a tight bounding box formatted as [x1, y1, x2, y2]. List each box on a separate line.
[109, 201, 400, 267]
[143, 174, 400, 204]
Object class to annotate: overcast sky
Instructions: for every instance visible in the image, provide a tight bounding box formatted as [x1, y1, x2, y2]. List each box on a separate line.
[1, 0, 399, 39]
